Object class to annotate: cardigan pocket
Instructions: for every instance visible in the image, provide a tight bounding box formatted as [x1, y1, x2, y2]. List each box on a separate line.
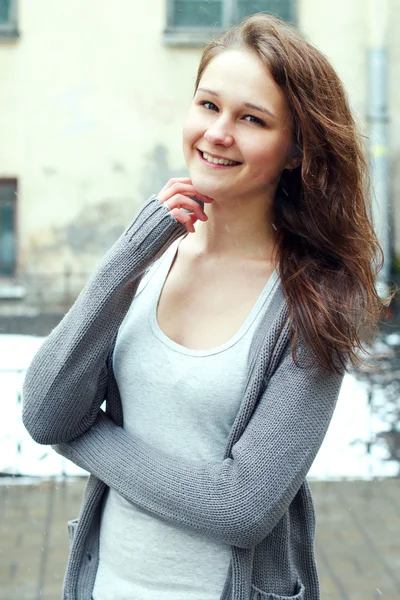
[67, 518, 79, 550]
[251, 579, 305, 600]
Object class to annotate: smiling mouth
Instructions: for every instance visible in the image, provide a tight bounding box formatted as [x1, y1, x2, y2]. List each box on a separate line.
[198, 149, 241, 167]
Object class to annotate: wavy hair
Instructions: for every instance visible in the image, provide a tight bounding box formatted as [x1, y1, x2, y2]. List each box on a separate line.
[195, 14, 391, 373]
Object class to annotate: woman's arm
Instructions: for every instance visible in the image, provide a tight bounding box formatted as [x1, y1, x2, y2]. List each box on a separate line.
[54, 342, 344, 549]
[22, 195, 187, 445]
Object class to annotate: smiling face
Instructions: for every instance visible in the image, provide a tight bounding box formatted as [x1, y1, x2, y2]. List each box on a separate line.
[183, 49, 296, 204]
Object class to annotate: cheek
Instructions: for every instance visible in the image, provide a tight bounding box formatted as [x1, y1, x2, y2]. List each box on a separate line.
[251, 136, 291, 170]
[182, 125, 193, 166]
[183, 105, 200, 137]
[182, 118, 198, 157]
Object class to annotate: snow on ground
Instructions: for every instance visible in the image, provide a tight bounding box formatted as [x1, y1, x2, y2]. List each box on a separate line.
[1, 334, 398, 480]
[308, 374, 398, 479]
[1, 335, 86, 478]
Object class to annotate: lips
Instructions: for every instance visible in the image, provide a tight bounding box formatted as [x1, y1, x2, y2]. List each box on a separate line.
[197, 149, 242, 167]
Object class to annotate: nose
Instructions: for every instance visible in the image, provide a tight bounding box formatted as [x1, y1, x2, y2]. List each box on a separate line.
[204, 117, 234, 147]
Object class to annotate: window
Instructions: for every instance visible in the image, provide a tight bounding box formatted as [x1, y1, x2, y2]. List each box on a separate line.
[236, 0, 293, 22]
[164, 0, 296, 45]
[0, 179, 17, 276]
[0, 0, 19, 38]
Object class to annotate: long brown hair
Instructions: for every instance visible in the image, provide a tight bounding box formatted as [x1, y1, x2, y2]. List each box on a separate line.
[195, 14, 391, 373]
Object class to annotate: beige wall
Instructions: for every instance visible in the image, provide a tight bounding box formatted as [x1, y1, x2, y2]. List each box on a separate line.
[0, 0, 202, 293]
[300, 0, 367, 121]
[0, 0, 399, 309]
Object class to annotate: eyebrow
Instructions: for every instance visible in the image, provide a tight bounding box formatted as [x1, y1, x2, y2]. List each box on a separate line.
[196, 87, 278, 120]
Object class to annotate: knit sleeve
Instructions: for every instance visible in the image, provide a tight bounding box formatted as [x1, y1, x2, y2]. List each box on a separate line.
[53, 342, 344, 549]
[22, 196, 187, 445]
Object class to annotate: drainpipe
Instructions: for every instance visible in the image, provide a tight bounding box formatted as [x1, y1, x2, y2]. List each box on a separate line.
[367, 0, 391, 294]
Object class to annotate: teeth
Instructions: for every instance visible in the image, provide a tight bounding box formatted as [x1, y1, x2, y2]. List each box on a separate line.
[202, 152, 237, 166]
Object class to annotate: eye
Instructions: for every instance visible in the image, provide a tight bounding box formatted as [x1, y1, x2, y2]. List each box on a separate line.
[199, 100, 218, 112]
[243, 115, 266, 126]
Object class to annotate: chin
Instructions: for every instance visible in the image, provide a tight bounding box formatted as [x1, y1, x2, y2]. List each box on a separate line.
[188, 172, 225, 200]
[188, 173, 211, 197]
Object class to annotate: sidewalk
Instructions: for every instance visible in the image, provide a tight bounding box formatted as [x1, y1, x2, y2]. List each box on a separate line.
[0, 477, 399, 600]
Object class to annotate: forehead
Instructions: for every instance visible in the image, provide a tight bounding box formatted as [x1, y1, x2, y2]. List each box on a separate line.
[198, 50, 290, 119]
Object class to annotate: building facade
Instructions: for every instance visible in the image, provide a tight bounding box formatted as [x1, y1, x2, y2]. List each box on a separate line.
[0, 0, 398, 314]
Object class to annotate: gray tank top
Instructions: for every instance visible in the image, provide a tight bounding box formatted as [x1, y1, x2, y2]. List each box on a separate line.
[92, 236, 279, 600]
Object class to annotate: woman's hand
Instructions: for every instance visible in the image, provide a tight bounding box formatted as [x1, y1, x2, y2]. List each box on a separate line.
[157, 178, 213, 233]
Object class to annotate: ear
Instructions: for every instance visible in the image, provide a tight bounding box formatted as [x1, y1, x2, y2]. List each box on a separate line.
[285, 155, 302, 170]
[284, 140, 303, 171]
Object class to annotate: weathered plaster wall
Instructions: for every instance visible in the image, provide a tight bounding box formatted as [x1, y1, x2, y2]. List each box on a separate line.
[302, 0, 400, 263]
[0, 0, 399, 310]
[0, 0, 203, 308]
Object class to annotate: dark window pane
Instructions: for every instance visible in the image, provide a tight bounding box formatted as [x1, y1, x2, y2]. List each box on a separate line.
[0, 0, 11, 25]
[236, 0, 293, 22]
[0, 182, 16, 276]
[173, 0, 223, 28]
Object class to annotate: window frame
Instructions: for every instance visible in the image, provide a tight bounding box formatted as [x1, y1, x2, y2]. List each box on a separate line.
[0, 178, 17, 278]
[163, 0, 297, 46]
[0, 0, 19, 39]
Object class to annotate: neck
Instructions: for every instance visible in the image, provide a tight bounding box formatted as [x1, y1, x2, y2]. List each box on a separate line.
[184, 192, 278, 263]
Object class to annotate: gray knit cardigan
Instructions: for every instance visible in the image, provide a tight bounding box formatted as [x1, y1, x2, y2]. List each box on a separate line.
[22, 195, 345, 600]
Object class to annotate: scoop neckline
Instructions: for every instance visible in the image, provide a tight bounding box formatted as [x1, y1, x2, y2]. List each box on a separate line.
[149, 238, 279, 357]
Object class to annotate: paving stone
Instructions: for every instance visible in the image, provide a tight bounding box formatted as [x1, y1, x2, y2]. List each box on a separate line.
[0, 477, 398, 600]
[319, 575, 342, 594]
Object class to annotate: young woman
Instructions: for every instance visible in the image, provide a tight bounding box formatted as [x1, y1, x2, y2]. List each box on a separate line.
[23, 14, 385, 600]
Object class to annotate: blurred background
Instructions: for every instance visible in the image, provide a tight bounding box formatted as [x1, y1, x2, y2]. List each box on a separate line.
[0, 1, 399, 599]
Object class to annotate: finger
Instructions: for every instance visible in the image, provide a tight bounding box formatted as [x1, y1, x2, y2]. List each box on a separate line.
[168, 194, 208, 221]
[162, 182, 198, 202]
[188, 213, 198, 226]
[159, 182, 213, 205]
[158, 183, 192, 203]
[161, 178, 193, 194]
[172, 185, 214, 204]
[165, 177, 192, 188]
[192, 191, 214, 204]
[170, 208, 196, 233]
